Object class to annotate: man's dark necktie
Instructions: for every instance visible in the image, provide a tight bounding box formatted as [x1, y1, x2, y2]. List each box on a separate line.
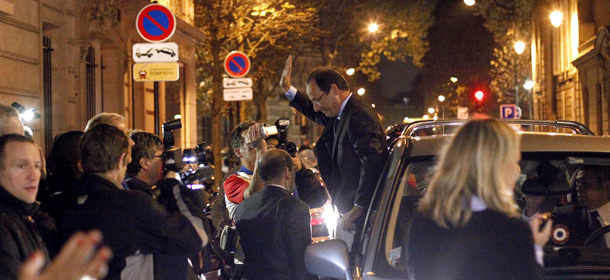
[333, 118, 340, 137]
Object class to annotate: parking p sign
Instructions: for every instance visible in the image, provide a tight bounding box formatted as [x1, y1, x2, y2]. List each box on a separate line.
[500, 104, 522, 119]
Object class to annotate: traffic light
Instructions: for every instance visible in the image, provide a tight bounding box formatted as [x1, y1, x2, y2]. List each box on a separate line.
[474, 90, 485, 112]
[475, 90, 484, 102]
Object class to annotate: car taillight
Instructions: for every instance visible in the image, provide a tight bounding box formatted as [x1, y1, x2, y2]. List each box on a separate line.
[311, 212, 324, 225]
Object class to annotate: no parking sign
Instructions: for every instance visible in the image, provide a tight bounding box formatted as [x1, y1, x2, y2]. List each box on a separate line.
[136, 4, 176, 43]
[224, 51, 251, 77]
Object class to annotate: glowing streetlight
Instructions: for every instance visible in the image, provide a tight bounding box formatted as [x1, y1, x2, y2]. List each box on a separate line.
[371, 104, 376, 108]
[513, 41, 525, 108]
[423, 115, 429, 120]
[428, 107, 435, 114]
[550, 11, 563, 28]
[346, 68, 355, 76]
[438, 95, 445, 120]
[357, 88, 365, 95]
[523, 80, 534, 90]
[514, 41, 525, 55]
[368, 23, 379, 33]
[464, 0, 475, 6]
[450, 77, 458, 83]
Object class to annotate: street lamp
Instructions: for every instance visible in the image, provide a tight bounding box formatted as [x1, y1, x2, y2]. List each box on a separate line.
[357, 88, 365, 95]
[523, 80, 534, 119]
[450, 77, 458, 83]
[428, 107, 435, 114]
[346, 68, 355, 76]
[464, 0, 475, 6]
[550, 11, 563, 28]
[438, 95, 445, 120]
[368, 23, 378, 33]
[514, 40, 525, 108]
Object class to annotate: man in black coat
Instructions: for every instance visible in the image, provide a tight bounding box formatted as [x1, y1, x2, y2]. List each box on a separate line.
[0, 134, 47, 280]
[279, 56, 388, 235]
[58, 124, 208, 279]
[234, 149, 316, 280]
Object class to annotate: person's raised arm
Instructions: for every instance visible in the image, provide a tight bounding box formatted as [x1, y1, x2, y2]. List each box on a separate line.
[279, 55, 293, 92]
[243, 123, 267, 200]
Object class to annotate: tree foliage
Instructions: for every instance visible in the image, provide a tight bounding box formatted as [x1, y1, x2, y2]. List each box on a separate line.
[472, 0, 532, 110]
[304, 0, 434, 81]
[194, 0, 319, 187]
[358, 0, 435, 81]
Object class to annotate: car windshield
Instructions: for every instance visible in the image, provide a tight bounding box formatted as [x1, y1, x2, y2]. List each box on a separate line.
[381, 151, 610, 273]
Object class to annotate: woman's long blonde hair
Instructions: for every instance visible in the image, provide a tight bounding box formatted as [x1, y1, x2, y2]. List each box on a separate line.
[419, 119, 521, 229]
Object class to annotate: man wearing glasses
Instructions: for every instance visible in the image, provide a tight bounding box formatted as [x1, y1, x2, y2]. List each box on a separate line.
[124, 131, 164, 197]
[279, 56, 388, 251]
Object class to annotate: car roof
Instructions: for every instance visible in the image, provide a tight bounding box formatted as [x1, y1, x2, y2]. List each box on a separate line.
[407, 133, 610, 157]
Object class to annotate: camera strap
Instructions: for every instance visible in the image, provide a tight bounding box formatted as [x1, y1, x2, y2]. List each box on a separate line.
[248, 136, 264, 148]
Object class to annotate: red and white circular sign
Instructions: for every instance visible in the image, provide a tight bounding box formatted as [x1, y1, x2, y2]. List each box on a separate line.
[224, 51, 251, 78]
[136, 4, 176, 43]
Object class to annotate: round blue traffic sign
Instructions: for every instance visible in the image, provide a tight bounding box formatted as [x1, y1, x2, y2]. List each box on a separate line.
[136, 4, 176, 43]
[224, 51, 251, 77]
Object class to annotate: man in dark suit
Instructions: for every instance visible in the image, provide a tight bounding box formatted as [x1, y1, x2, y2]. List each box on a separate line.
[234, 149, 316, 280]
[279, 56, 388, 235]
[551, 165, 610, 246]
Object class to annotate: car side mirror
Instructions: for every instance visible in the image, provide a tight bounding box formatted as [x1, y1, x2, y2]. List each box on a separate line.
[305, 239, 352, 280]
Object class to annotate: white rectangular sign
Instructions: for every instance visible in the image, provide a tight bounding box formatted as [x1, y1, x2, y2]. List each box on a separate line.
[223, 88, 253, 101]
[132, 42, 179, 63]
[223, 78, 253, 88]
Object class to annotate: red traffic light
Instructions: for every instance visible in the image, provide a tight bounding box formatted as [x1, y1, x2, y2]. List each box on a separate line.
[475, 90, 484, 101]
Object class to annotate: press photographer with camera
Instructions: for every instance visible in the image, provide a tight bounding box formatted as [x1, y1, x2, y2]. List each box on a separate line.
[124, 131, 164, 198]
[58, 123, 208, 280]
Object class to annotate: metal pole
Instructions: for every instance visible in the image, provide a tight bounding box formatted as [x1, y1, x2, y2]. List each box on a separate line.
[515, 72, 519, 108]
[154, 81, 160, 136]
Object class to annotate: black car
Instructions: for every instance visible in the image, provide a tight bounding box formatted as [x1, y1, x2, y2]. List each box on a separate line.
[305, 120, 610, 279]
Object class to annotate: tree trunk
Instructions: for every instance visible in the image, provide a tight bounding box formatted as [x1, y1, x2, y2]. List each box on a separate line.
[211, 43, 224, 191]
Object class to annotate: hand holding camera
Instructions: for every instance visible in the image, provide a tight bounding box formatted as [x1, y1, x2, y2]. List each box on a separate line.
[246, 123, 267, 150]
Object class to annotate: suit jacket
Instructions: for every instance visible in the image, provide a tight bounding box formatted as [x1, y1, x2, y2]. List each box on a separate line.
[551, 204, 592, 246]
[290, 91, 388, 213]
[408, 210, 544, 280]
[234, 185, 316, 280]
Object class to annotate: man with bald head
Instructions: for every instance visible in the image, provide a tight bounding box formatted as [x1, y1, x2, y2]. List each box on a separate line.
[0, 103, 24, 136]
[234, 149, 316, 280]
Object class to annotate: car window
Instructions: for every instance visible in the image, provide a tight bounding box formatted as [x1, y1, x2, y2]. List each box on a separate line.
[384, 160, 435, 268]
[380, 151, 610, 273]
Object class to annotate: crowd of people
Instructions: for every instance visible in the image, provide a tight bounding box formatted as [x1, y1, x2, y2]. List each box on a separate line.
[2, 56, 607, 280]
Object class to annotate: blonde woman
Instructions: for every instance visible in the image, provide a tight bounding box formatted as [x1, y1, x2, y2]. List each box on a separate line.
[408, 119, 552, 280]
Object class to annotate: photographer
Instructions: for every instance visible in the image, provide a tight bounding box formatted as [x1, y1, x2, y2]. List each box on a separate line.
[266, 135, 328, 209]
[124, 131, 164, 198]
[58, 124, 208, 279]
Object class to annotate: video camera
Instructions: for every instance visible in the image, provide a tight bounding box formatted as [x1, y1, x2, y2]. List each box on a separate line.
[162, 119, 214, 188]
[261, 118, 297, 157]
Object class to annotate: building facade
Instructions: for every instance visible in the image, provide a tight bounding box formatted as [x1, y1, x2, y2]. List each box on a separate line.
[0, 0, 203, 153]
[532, 0, 610, 135]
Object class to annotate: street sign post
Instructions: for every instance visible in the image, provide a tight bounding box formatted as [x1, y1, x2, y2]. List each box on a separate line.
[223, 78, 253, 88]
[133, 42, 179, 63]
[223, 88, 253, 101]
[136, 4, 176, 43]
[500, 104, 522, 119]
[133, 62, 179, 82]
[224, 51, 251, 77]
